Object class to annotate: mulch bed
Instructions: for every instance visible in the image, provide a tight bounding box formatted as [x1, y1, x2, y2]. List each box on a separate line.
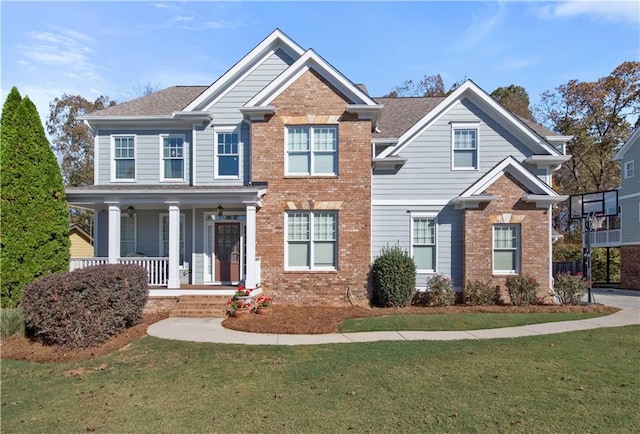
[1, 305, 618, 363]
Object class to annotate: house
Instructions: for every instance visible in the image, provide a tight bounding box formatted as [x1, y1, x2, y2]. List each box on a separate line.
[613, 128, 640, 289]
[69, 224, 93, 258]
[66, 29, 570, 309]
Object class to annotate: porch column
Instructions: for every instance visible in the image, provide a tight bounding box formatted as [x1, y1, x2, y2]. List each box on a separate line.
[106, 203, 120, 264]
[244, 203, 257, 290]
[167, 203, 181, 288]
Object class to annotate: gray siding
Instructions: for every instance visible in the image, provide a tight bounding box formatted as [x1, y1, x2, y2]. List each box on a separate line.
[371, 205, 463, 288]
[194, 122, 251, 185]
[620, 139, 639, 244]
[373, 98, 537, 201]
[620, 138, 639, 198]
[96, 129, 192, 185]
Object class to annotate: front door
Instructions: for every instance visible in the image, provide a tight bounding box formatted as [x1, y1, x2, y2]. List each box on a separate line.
[215, 223, 240, 282]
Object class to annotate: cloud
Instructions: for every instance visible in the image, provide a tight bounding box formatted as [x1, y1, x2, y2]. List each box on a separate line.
[497, 58, 537, 71]
[172, 16, 194, 22]
[204, 20, 243, 29]
[536, 0, 639, 24]
[455, 2, 507, 49]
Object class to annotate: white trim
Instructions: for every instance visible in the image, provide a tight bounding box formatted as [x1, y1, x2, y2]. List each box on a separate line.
[192, 124, 198, 185]
[410, 213, 438, 274]
[548, 205, 553, 290]
[284, 211, 338, 271]
[214, 126, 241, 180]
[93, 130, 99, 184]
[159, 212, 186, 264]
[159, 133, 187, 183]
[203, 215, 215, 283]
[624, 160, 635, 179]
[619, 191, 640, 201]
[184, 29, 305, 111]
[386, 80, 562, 159]
[110, 134, 137, 182]
[614, 128, 640, 160]
[372, 199, 450, 206]
[149, 287, 264, 297]
[191, 205, 195, 285]
[492, 223, 520, 275]
[451, 124, 479, 171]
[285, 125, 338, 176]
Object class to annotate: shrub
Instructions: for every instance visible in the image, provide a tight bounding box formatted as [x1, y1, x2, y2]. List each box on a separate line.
[0, 308, 25, 339]
[464, 279, 497, 305]
[553, 272, 588, 305]
[505, 274, 540, 306]
[21, 264, 148, 349]
[371, 244, 416, 307]
[425, 274, 455, 307]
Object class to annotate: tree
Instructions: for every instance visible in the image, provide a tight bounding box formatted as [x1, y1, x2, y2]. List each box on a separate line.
[385, 74, 465, 97]
[537, 61, 640, 232]
[1, 87, 70, 307]
[491, 85, 533, 120]
[47, 94, 116, 187]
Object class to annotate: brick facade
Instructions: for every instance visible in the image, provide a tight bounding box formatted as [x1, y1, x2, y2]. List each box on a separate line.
[251, 70, 372, 306]
[620, 245, 640, 290]
[462, 173, 551, 303]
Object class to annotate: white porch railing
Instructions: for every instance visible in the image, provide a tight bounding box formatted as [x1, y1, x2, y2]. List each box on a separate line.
[589, 229, 622, 248]
[69, 257, 169, 287]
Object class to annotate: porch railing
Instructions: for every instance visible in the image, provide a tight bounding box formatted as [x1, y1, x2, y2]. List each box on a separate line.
[589, 229, 622, 248]
[69, 257, 169, 287]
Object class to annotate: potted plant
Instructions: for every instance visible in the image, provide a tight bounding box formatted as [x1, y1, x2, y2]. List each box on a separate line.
[255, 296, 273, 315]
[226, 298, 252, 317]
[234, 285, 252, 301]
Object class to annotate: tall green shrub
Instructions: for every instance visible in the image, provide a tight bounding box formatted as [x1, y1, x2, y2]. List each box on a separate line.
[371, 244, 416, 307]
[1, 87, 70, 307]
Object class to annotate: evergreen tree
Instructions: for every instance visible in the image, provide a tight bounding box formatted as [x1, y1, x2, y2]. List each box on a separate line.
[1, 88, 70, 307]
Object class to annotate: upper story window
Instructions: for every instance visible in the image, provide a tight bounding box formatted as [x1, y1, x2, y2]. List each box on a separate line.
[113, 136, 135, 181]
[624, 160, 634, 179]
[411, 215, 436, 272]
[286, 211, 337, 270]
[161, 135, 185, 181]
[286, 126, 337, 176]
[452, 126, 479, 170]
[216, 132, 239, 178]
[493, 224, 520, 274]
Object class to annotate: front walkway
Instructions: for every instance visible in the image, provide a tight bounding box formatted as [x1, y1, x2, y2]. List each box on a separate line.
[147, 288, 640, 345]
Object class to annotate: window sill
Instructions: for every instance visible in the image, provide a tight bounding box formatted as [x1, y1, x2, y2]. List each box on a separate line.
[160, 179, 187, 183]
[492, 272, 519, 277]
[111, 179, 136, 183]
[284, 269, 338, 274]
[284, 175, 338, 179]
[451, 168, 478, 171]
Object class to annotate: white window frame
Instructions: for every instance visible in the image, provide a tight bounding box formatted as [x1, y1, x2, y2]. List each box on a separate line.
[285, 211, 338, 271]
[160, 134, 186, 182]
[451, 123, 480, 171]
[493, 224, 520, 275]
[410, 212, 437, 273]
[159, 213, 186, 265]
[624, 160, 634, 179]
[120, 214, 137, 257]
[285, 125, 338, 176]
[214, 127, 241, 179]
[111, 135, 136, 182]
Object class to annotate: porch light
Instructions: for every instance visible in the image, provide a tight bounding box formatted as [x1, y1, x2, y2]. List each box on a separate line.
[127, 205, 136, 217]
[217, 204, 224, 217]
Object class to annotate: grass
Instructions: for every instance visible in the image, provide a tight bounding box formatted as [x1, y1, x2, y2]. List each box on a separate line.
[0, 307, 24, 339]
[338, 311, 609, 332]
[2, 326, 639, 433]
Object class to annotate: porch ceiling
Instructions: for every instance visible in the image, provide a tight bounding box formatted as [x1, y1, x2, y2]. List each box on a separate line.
[66, 185, 267, 208]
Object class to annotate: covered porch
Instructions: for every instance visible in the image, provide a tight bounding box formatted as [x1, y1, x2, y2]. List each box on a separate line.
[66, 185, 266, 294]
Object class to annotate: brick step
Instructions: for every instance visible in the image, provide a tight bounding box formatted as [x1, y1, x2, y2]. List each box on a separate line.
[170, 308, 227, 318]
[169, 295, 232, 318]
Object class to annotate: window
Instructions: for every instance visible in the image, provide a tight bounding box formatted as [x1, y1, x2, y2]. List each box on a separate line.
[624, 160, 634, 179]
[493, 225, 519, 274]
[160, 214, 186, 264]
[452, 129, 478, 170]
[120, 215, 136, 257]
[216, 132, 239, 177]
[161, 135, 184, 180]
[286, 211, 337, 269]
[412, 217, 436, 272]
[286, 126, 337, 175]
[113, 136, 135, 180]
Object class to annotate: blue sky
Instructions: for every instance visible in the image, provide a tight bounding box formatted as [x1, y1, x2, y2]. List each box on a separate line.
[1, 0, 638, 127]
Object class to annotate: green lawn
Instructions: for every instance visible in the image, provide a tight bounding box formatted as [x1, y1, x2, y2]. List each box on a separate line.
[2, 326, 639, 433]
[339, 312, 609, 332]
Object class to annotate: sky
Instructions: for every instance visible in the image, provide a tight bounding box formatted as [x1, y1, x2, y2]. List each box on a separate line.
[1, 0, 639, 128]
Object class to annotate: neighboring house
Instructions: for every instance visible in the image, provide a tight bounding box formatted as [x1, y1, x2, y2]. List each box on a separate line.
[67, 29, 570, 306]
[613, 128, 640, 289]
[69, 224, 93, 258]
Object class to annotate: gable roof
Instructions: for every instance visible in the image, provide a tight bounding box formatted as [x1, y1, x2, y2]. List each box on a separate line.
[88, 86, 207, 117]
[372, 97, 445, 139]
[451, 156, 566, 209]
[183, 29, 305, 112]
[614, 127, 640, 160]
[378, 80, 564, 158]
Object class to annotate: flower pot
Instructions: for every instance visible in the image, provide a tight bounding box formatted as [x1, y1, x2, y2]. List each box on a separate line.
[256, 306, 272, 315]
[233, 308, 251, 317]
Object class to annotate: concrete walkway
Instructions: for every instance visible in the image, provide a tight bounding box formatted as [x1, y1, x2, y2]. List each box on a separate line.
[147, 288, 640, 346]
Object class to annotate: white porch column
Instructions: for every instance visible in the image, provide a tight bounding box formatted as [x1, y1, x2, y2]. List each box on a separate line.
[244, 203, 257, 290]
[167, 203, 181, 288]
[106, 203, 121, 264]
